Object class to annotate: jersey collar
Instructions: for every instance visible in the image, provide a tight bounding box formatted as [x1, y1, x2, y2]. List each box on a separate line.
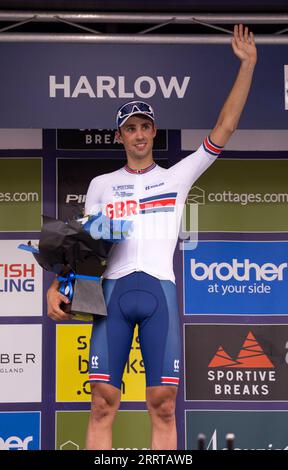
[124, 161, 157, 175]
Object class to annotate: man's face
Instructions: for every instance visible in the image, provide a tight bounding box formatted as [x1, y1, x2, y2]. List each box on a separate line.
[116, 115, 157, 162]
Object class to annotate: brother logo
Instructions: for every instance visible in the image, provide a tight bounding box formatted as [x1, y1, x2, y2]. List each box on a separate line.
[190, 259, 288, 282]
[0, 435, 33, 450]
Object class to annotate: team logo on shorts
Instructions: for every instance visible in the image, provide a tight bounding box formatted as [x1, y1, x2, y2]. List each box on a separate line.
[174, 359, 180, 373]
[91, 355, 99, 369]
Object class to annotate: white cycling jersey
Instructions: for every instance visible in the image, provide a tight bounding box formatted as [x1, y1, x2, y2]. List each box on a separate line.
[85, 136, 222, 283]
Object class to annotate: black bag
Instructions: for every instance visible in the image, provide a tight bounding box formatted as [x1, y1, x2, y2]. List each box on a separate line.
[33, 216, 114, 319]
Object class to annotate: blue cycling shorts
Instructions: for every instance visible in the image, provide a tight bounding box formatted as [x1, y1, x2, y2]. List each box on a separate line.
[88, 271, 181, 390]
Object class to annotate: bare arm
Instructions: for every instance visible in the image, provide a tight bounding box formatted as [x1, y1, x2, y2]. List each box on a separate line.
[210, 24, 257, 147]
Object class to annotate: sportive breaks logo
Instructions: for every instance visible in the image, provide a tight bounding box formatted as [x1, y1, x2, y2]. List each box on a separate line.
[208, 331, 274, 368]
[184, 324, 288, 402]
[207, 331, 276, 398]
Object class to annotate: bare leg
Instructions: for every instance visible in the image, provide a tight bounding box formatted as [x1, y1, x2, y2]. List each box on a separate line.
[146, 386, 178, 450]
[85, 382, 121, 450]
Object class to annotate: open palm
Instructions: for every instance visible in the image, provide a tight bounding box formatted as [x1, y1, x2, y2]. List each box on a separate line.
[232, 24, 257, 65]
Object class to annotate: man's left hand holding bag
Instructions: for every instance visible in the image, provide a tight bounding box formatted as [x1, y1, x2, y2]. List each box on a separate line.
[47, 277, 73, 321]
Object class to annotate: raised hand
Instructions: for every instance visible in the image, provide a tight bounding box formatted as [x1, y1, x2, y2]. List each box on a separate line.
[232, 24, 257, 66]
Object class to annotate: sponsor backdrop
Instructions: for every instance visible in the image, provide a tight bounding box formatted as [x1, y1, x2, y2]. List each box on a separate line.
[185, 410, 288, 450]
[0, 44, 288, 450]
[0, 44, 287, 129]
[56, 325, 146, 402]
[0, 158, 42, 232]
[185, 324, 288, 402]
[183, 241, 288, 315]
[0, 412, 41, 450]
[0, 240, 42, 317]
[55, 411, 150, 450]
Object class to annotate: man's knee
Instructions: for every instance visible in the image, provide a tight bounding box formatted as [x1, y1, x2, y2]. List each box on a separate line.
[147, 387, 177, 422]
[154, 400, 176, 422]
[90, 383, 120, 422]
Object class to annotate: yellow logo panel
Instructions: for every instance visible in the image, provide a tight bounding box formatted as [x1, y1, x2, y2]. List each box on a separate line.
[56, 324, 92, 402]
[56, 324, 145, 402]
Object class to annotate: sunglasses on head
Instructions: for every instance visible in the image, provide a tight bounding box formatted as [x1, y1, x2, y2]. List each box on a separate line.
[116, 101, 155, 128]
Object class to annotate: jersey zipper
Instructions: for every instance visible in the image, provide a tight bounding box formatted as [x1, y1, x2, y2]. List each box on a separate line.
[135, 173, 142, 272]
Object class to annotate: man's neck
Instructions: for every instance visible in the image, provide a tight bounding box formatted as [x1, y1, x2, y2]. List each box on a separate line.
[126, 156, 154, 171]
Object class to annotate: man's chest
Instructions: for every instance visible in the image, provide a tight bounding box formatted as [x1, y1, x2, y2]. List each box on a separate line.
[99, 175, 178, 219]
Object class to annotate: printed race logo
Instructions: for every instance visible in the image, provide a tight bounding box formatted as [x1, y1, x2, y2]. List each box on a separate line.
[185, 325, 288, 401]
[0, 240, 42, 317]
[0, 412, 40, 450]
[184, 241, 288, 315]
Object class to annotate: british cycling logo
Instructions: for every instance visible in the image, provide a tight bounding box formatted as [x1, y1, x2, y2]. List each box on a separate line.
[0, 262, 36, 294]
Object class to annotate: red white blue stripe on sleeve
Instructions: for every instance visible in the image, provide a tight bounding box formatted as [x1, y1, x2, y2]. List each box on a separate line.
[161, 376, 180, 386]
[203, 135, 224, 157]
[89, 373, 110, 382]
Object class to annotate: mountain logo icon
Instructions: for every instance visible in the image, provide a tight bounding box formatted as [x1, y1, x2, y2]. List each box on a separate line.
[208, 331, 274, 368]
